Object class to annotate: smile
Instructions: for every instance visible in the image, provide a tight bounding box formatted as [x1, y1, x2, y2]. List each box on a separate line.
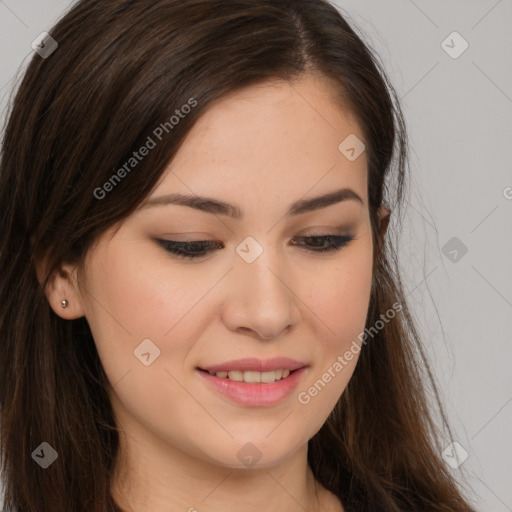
[196, 367, 307, 407]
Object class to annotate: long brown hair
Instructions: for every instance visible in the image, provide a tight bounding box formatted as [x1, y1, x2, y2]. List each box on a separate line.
[0, 1, 476, 510]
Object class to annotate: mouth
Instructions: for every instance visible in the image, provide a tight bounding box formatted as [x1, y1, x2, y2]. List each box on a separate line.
[195, 365, 308, 407]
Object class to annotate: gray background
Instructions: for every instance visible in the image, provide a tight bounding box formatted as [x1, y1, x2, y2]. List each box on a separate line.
[1, 1, 511, 511]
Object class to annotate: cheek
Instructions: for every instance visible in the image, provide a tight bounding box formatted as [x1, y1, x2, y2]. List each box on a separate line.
[79, 245, 183, 382]
[295, 242, 373, 411]
[303, 241, 374, 344]
[84, 241, 210, 340]
[80, 247, 209, 436]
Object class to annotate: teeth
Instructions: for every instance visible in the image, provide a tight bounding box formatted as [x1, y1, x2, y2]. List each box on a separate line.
[227, 370, 244, 382]
[208, 368, 293, 383]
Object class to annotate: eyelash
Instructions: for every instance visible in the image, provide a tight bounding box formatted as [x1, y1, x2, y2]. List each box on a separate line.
[156, 234, 355, 260]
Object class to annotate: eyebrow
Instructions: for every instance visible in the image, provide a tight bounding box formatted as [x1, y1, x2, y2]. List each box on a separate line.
[140, 187, 363, 219]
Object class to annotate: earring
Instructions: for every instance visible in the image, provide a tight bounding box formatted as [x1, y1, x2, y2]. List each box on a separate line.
[61, 299, 69, 308]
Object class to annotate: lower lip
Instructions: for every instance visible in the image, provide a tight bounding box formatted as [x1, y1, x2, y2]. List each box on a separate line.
[196, 367, 307, 407]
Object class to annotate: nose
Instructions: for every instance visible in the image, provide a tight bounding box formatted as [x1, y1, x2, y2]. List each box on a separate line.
[221, 248, 300, 341]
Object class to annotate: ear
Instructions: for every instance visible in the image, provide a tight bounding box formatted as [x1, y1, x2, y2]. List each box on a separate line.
[376, 204, 391, 253]
[35, 256, 86, 320]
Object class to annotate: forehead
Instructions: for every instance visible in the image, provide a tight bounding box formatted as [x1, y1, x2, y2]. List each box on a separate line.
[185, 73, 363, 150]
[151, 74, 367, 211]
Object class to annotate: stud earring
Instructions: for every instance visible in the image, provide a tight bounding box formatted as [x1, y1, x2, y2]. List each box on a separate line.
[61, 299, 69, 308]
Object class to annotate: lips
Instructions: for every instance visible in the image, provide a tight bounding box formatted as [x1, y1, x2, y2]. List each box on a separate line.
[196, 365, 307, 407]
[196, 357, 308, 406]
[198, 357, 306, 373]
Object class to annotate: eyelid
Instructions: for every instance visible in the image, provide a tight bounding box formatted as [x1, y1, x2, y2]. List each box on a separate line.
[295, 225, 349, 236]
[158, 232, 218, 241]
[154, 226, 354, 247]
[160, 225, 352, 237]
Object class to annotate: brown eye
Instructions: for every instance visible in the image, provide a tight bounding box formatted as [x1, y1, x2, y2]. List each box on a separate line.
[157, 239, 223, 259]
[290, 234, 355, 253]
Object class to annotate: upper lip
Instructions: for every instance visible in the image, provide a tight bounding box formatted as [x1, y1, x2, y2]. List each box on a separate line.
[198, 357, 306, 373]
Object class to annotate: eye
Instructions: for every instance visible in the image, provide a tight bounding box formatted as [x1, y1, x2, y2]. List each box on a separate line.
[156, 239, 223, 259]
[290, 234, 355, 252]
[156, 233, 355, 260]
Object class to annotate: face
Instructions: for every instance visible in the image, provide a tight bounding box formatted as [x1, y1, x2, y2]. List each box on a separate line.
[54, 74, 385, 470]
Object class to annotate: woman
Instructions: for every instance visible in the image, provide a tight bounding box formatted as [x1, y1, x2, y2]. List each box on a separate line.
[0, 0, 477, 511]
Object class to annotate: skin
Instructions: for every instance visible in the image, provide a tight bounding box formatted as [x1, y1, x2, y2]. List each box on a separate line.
[41, 73, 390, 512]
